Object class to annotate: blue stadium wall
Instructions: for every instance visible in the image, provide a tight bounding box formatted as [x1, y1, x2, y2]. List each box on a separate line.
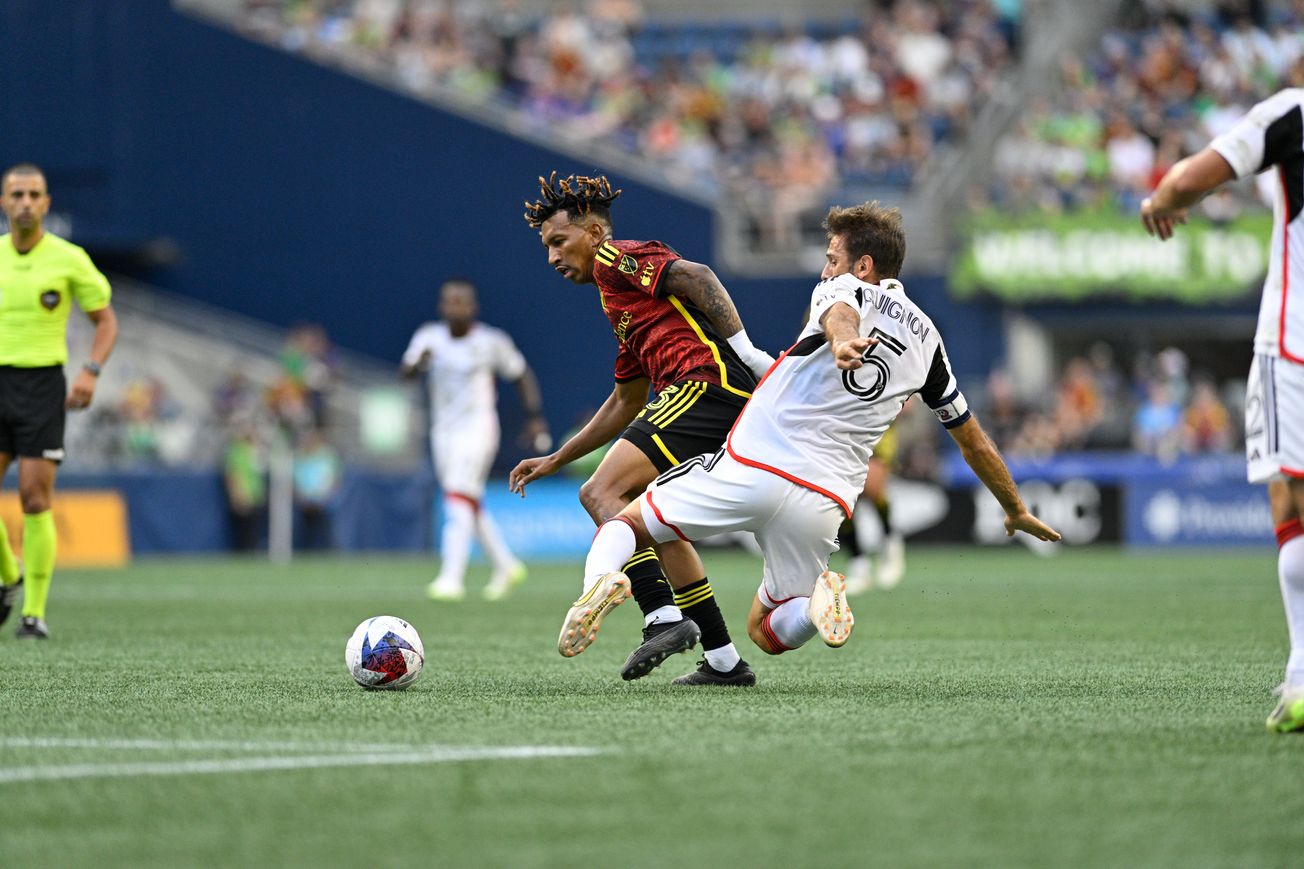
[0, 0, 1001, 442]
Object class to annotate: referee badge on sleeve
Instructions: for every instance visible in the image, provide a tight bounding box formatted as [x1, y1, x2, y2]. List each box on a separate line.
[40, 289, 60, 310]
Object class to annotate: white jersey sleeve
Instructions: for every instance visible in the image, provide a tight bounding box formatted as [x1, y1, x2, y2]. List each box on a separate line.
[1211, 88, 1304, 179]
[488, 327, 528, 381]
[807, 273, 862, 326]
[917, 342, 971, 429]
[402, 323, 440, 367]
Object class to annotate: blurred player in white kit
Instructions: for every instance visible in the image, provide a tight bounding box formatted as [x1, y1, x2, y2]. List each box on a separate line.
[402, 279, 549, 601]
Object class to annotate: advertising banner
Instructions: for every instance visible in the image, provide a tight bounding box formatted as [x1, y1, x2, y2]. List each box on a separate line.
[951, 210, 1270, 303]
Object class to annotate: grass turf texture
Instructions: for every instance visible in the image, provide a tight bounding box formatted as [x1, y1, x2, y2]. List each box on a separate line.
[0, 547, 1300, 867]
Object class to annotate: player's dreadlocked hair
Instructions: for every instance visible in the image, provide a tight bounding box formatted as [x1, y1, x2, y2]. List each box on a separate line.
[523, 172, 622, 229]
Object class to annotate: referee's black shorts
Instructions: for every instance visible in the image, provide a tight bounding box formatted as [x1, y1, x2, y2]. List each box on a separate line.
[620, 379, 749, 474]
[0, 365, 67, 462]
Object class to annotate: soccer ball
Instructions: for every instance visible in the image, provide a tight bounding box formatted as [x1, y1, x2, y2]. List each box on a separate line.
[345, 616, 425, 690]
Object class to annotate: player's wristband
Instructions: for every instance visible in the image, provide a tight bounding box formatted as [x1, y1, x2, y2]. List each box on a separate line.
[82, 361, 102, 377]
[726, 329, 776, 378]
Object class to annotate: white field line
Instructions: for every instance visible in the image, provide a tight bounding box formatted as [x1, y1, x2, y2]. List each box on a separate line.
[1, 737, 421, 753]
[0, 745, 603, 784]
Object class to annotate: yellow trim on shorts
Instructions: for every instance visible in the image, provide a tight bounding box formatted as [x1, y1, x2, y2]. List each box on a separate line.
[652, 381, 706, 429]
[650, 433, 679, 466]
[647, 382, 700, 427]
[667, 296, 752, 399]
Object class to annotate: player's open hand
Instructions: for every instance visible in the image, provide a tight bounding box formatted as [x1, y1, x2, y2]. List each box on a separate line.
[833, 336, 876, 370]
[66, 370, 98, 410]
[509, 455, 559, 496]
[1004, 510, 1061, 542]
[1140, 197, 1187, 241]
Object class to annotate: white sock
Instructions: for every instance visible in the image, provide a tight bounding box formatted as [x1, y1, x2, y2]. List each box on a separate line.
[644, 605, 682, 626]
[705, 642, 741, 671]
[768, 597, 817, 649]
[475, 509, 518, 573]
[584, 520, 636, 592]
[1279, 534, 1304, 686]
[437, 498, 476, 588]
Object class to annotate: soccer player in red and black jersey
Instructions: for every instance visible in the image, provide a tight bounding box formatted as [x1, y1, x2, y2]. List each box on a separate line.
[510, 173, 774, 686]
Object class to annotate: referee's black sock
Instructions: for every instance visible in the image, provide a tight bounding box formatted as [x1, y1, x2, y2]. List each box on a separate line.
[623, 548, 675, 616]
[875, 497, 894, 536]
[673, 577, 731, 651]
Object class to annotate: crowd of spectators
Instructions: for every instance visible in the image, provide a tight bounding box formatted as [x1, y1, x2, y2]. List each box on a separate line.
[976, 343, 1238, 463]
[238, 0, 1019, 248]
[987, 0, 1304, 217]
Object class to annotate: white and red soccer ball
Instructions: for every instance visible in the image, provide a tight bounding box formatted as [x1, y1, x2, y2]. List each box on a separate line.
[345, 616, 424, 690]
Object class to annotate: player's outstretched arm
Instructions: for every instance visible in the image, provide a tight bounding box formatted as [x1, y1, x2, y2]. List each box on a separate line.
[508, 378, 649, 496]
[947, 415, 1061, 542]
[1140, 149, 1235, 240]
[663, 260, 774, 377]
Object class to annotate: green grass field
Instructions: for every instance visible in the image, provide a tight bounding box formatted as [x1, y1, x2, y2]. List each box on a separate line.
[0, 546, 1300, 868]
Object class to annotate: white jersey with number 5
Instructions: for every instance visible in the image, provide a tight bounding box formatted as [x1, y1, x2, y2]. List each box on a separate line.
[726, 273, 970, 515]
[1211, 88, 1304, 361]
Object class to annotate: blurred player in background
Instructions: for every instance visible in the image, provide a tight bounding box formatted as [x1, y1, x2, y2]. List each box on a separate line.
[512, 172, 775, 686]
[0, 163, 118, 639]
[402, 278, 548, 602]
[579, 202, 1060, 660]
[1142, 88, 1304, 732]
[842, 426, 906, 594]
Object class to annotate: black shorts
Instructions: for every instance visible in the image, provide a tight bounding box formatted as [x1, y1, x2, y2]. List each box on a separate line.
[620, 379, 749, 473]
[0, 366, 66, 462]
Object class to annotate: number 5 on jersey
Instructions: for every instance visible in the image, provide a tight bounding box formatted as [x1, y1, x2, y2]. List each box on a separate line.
[842, 328, 907, 402]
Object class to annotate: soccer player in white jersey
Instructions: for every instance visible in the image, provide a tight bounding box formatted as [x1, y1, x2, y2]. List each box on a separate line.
[568, 203, 1060, 665]
[1142, 88, 1304, 732]
[402, 279, 549, 601]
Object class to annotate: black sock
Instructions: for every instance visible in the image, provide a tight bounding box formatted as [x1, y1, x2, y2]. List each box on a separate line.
[838, 518, 862, 557]
[623, 548, 675, 616]
[875, 498, 893, 536]
[674, 577, 731, 651]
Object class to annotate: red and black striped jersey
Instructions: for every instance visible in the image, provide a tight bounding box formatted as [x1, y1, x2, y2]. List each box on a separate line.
[593, 238, 756, 398]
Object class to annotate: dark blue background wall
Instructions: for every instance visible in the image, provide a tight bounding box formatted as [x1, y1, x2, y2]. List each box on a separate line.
[1, 1, 1001, 445]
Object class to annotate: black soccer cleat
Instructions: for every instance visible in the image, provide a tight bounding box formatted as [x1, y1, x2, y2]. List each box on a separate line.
[672, 657, 758, 687]
[0, 575, 22, 628]
[16, 616, 48, 640]
[619, 618, 701, 681]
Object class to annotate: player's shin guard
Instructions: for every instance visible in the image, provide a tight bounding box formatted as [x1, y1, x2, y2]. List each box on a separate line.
[624, 548, 676, 617]
[20, 510, 55, 619]
[0, 519, 18, 585]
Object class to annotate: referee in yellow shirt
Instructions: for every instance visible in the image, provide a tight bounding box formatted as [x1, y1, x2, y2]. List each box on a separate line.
[0, 163, 118, 639]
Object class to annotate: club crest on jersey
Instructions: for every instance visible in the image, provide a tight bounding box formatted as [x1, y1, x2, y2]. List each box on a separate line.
[618, 255, 639, 275]
[40, 289, 60, 311]
[639, 263, 655, 287]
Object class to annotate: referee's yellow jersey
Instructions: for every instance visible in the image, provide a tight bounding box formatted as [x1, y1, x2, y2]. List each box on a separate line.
[0, 233, 110, 367]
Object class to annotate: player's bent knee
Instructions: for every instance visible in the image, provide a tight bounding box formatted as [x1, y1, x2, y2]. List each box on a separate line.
[579, 477, 627, 522]
[747, 620, 786, 655]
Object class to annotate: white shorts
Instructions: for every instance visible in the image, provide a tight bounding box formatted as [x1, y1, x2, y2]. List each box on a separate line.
[1246, 354, 1304, 483]
[638, 450, 845, 607]
[431, 424, 500, 500]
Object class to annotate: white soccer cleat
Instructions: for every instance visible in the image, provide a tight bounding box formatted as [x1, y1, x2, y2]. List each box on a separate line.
[426, 577, 465, 602]
[558, 571, 631, 657]
[845, 555, 873, 595]
[484, 562, 528, 601]
[808, 570, 854, 647]
[876, 534, 906, 590]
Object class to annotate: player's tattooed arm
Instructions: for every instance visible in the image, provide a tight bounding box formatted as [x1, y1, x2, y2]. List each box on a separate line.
[664, 260, 775, 377]
[663, 260, 744, 335]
